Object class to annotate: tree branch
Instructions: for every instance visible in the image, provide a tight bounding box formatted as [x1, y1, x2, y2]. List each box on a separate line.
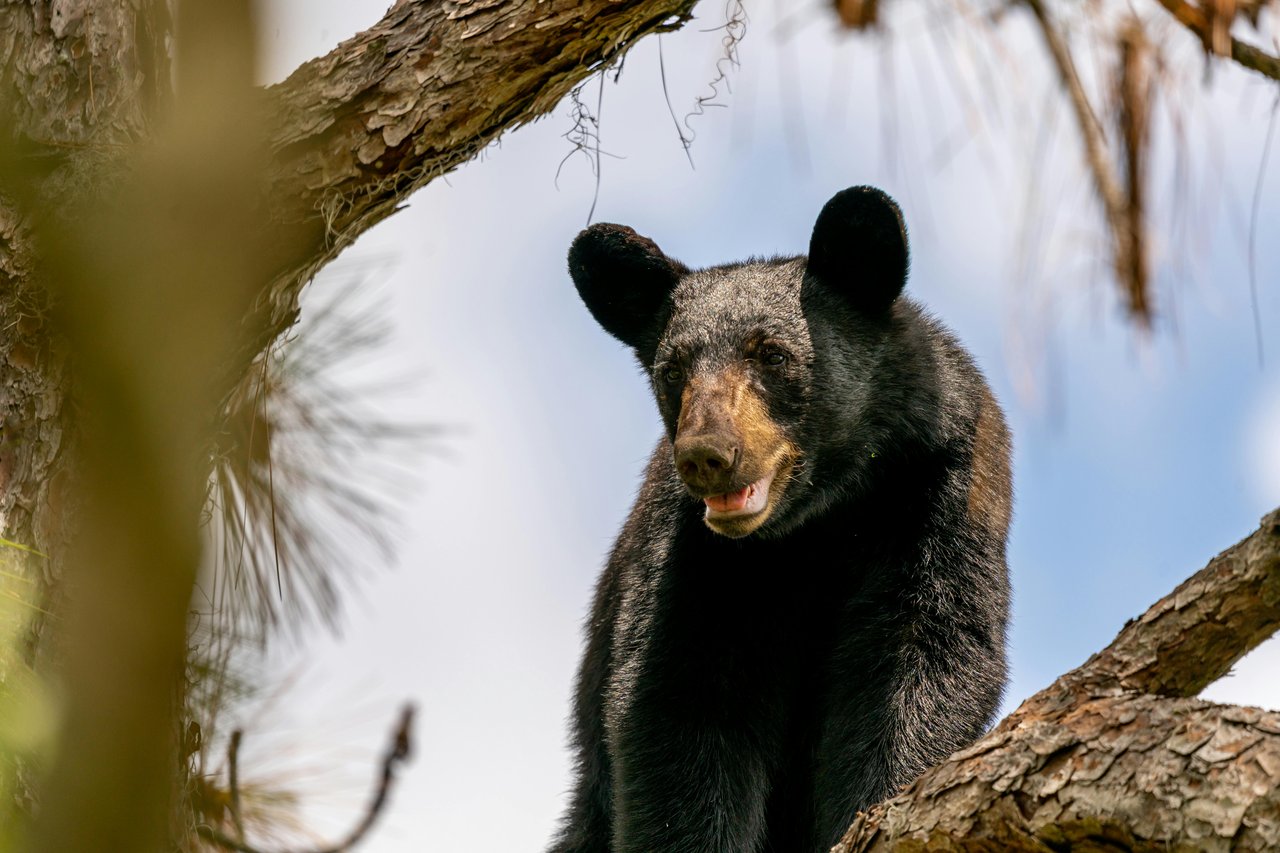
[245, 0, 698, 361]
[197, 705, 415, 853]
[1023, 0, 1150, 325]
[1083, 508, 1280, 697]
[836, 508, 1280, 851]
[228, 730, 246, 843]
[1150, 0, 1280, 82]
[839, 693, 1280, 851]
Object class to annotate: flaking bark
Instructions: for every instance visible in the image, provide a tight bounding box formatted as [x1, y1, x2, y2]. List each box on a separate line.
[247, 0, 699, 364]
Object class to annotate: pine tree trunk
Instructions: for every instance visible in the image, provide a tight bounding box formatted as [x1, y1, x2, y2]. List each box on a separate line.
[0, 0, 170, 574]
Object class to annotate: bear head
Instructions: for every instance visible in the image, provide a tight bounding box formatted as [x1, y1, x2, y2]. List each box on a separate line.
[569, 186, 910, 538]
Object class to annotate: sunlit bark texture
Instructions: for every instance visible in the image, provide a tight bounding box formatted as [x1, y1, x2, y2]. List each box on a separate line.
[249, 0, 699, 363]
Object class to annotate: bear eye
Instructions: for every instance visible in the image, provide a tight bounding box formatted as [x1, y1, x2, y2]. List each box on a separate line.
[662, 365, 683, 384]
[763, 351, 788, 367]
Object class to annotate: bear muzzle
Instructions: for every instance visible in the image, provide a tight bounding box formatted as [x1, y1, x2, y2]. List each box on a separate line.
[671, 379, 797, 537]
[673, 434, 739, 495]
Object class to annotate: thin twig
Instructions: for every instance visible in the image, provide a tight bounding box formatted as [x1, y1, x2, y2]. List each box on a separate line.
[1248, 91, 1278, 368]
[1117, 22, 1152, 322]
[263, 351, 283, 603]
[588, 72, 605, 225]
[679, 0, 747, 156]
[658, 35, 696, 167]
[197, 705, 415, 853]
[1024, 0, 1123, 223]
[228, 730, 245, 844]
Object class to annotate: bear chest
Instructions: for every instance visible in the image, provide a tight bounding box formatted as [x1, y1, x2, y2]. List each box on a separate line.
[602, 526, 871, 750]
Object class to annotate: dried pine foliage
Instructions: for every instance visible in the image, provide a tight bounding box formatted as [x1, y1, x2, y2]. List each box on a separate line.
[181, 275, 426, 851]
[1114, 20, 1155, 324]
[201, 279, 424, 643]
[831, 0, 1279, 328]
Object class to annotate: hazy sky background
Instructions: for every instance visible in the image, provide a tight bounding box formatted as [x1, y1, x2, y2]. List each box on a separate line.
[225, 1, 1280, 850]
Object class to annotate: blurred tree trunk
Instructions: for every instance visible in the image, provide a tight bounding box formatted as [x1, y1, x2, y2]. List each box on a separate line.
[0, 0, 172, 619]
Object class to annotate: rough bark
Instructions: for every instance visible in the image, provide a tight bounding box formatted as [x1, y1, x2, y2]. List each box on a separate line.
[0, 0, 170, 564]
[835, 509, 1280, 852]
[0, 0, 702, 570]
[245, 0, 698, 365]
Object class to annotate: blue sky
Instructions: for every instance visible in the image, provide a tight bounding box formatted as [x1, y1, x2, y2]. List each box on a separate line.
[234, 2, 1280, 849]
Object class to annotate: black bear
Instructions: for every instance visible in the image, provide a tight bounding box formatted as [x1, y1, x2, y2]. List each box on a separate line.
[549, 187, 1011, 853]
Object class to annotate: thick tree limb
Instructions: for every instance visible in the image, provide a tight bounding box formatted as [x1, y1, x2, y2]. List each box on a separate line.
[1084, 510, 1280, 698]
[836, 509, 1280, 852]
[245, 0, 698, 361]
[839, 693, 1280, 851]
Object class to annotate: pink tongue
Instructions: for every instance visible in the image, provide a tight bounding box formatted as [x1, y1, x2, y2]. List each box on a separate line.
[705, 485, 751, 513]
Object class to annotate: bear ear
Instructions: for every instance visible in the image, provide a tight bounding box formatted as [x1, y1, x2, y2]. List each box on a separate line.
[806, 186, 910, 314]
[569, 223, 687, 352]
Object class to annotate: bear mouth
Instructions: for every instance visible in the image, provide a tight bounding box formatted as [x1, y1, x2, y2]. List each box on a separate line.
[704, 471, 775, 516]
[701, 459, 793, 538]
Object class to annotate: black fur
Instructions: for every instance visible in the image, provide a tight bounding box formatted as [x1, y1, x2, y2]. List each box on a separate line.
[569, 224, 689, 362]
[808, 186, 909, 315]
[553, 187, 1012, 853]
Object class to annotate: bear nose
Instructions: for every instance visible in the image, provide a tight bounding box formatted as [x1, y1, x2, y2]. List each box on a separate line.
[674, 436, 738, 493]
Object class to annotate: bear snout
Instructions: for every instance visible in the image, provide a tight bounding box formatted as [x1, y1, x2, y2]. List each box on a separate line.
[673, 434, 739, 495]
